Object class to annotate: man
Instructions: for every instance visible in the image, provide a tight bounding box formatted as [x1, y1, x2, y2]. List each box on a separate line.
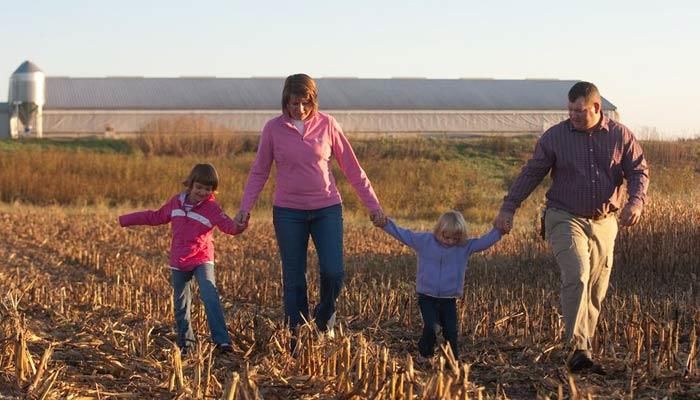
[494, 81, 649, 374]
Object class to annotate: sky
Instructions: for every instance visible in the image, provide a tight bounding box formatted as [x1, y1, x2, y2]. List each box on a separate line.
[1, 0, 698, 138]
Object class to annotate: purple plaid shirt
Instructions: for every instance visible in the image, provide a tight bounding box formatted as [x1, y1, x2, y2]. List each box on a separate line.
[500, 116, 649, 218]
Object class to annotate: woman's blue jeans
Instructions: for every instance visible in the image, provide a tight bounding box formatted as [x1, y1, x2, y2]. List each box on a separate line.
[171, 263, 231, 350]
[273, 204, 344, 331]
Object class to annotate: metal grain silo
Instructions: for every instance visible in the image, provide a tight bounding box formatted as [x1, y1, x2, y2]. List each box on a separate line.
[8, 60, 45, 138]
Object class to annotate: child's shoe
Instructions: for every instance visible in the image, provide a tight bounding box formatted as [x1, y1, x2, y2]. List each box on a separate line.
[415, 354, 432, 365]
[216, 343, 234, 354]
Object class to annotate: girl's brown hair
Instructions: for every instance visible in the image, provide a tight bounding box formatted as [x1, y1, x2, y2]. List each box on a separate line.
[281, 73, 319, 117]
[433, 210, 468, 244]
[182, 163, 219, 191]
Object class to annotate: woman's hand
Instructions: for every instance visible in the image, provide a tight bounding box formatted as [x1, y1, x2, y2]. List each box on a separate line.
[234, 211, 250, 230]
[369, 208, 387, 228]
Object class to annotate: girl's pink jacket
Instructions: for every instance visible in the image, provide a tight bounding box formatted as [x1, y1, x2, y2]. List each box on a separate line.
[240, 112, 380, 213]
[119, 193, 243, 271]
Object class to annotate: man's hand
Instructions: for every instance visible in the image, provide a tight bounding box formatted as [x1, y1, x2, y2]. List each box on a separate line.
[494, 210, 514, 234]
[369, 208, 387, 228]
[619, 204, 642, 227]
[234, 210, 250, 230]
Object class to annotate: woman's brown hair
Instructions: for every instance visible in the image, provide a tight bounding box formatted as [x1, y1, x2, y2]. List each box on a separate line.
[281, 73, 319, 117]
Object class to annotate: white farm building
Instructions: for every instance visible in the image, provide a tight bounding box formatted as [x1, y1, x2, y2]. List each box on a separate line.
[1, 61, 618, 138]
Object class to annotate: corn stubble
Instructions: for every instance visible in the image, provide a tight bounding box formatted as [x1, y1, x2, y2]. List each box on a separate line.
[0, 196, 697, 399]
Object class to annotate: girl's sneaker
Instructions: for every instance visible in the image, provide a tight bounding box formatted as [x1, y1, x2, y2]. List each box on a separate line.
[178, 346, 190, 357]
[416, 354, 432, 365]
[216, 343, 234, 354]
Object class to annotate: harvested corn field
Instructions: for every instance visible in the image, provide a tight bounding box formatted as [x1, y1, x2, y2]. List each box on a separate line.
[0, 196, 698, 399]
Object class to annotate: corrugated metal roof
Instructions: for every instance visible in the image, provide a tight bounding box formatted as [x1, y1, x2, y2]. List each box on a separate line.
[44, 77, 617, 111]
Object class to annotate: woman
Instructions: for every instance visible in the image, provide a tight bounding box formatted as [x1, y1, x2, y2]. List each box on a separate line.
[234, 74, 384, 337]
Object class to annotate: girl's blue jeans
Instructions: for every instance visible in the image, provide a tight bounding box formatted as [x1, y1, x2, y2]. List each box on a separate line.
[417, 294, 459, 358]
[273, 204, 344, 331]
[171, 263, 231, 350]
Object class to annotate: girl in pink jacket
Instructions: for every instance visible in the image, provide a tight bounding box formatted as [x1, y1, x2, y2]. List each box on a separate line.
[119, 163, 244, 355]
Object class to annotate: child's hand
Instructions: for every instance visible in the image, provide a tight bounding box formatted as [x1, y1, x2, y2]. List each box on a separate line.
[494, 210, 513, 234]
[370, 209, 387, 228]
[234, 211, 250, 231]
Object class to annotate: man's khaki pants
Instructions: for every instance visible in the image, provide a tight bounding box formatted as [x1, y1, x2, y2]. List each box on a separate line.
[545, 208, 618, 353]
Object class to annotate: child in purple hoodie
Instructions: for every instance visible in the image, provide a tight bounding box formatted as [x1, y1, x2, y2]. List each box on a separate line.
[372, 210, 503, 361]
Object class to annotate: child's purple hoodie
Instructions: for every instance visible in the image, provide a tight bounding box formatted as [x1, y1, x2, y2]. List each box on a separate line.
[383, 219, 501, 298]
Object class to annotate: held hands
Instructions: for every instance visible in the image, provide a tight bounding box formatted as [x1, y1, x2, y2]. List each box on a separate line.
[619, 203, 642, 227]
[369, 208, 387, 228]
[234, 210, 250, 231]
[494, 210, 514, 234]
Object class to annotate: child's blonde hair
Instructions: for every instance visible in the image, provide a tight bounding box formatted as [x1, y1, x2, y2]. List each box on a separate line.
[433, 210, 468, 244]
[182, 163, 219, 191]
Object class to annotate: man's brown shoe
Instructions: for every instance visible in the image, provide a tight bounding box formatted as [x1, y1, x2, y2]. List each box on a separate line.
[567, 350, 593, 373]
[589, 362, 607, 376]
